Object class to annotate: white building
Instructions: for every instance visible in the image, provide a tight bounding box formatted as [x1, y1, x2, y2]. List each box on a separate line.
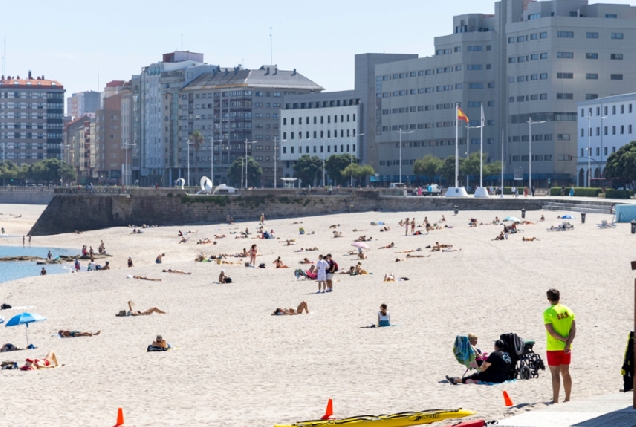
[279, 90, 362, 185]
[576, 92, 636, 186]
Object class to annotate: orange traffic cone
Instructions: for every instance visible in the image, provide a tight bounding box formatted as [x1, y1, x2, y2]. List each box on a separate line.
[113, 407, 125, 426]
[503, 391, 514, 407]
[320, 399, 334, 420]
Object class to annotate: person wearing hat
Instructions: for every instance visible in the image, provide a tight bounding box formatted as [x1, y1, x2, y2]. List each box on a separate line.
[446, 339, 511, 384]
[219, 270, 231, 283]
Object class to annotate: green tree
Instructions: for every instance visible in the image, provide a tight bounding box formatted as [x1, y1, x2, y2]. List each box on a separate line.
[412, 155, 442, 183]
[485, 161, 502, 178]
[227, 156, 262, 188]
[325, 154, 356, 186]
[438, 156, 463, 185]
[188, 130, 205, 184]
[342, 163, 375, 185]
[460, 152, 483, 178]
[293, 155, 323, 186]
[605, 141, 636, 187]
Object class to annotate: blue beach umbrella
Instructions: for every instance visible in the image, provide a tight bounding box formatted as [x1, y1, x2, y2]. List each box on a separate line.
[561, 214, 574, 219]
[503, 216, 521, 222]
[5, 312, 46, 346]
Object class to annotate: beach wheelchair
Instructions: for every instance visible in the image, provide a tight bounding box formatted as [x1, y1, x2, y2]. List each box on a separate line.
[500, 333, 546, 380]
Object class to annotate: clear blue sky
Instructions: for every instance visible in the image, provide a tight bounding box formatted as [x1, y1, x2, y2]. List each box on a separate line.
[3, 0, 635, 99]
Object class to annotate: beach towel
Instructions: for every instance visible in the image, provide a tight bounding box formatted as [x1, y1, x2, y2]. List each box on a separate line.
[147, 345, 170, 352]
[454, 335, 476, 368]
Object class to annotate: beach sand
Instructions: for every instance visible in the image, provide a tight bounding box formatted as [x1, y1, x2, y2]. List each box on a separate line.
[0, 204, 631, 426]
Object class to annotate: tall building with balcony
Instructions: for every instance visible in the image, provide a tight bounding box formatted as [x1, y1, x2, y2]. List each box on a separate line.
[64, 115, 96, 182]
[67, 91, 102, 119]
[371, 0, 636, 186]
[179, 65, 323, 187]
[0, 72, 65, 165]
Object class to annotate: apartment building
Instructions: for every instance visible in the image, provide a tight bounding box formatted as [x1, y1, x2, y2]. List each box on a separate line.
[279, 90, 362, 183]
[179, 65, 323, 187]
[137, 51, 215, 186]
[64, 115, 96, 182]
[372, 0, 636, 186]
[67, 91, 102, 119]
[0, 72, 65, 165]
[576, 92, 636, 186]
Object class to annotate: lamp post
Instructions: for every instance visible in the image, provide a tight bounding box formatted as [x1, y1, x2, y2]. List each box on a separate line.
[244, 139, 257, 189]
[349, 133, 364, 187]
[397, 128, 414, 185]
[527, 118, 546, 191]
[586, 113, 607, 187]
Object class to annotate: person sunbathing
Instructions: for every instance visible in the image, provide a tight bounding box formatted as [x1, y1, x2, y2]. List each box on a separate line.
[197, 238, 212, 245]
[492, 232, 505, 241]
[273, 257, 289, 268]
[116, 301, 167, 317]
[329, 224, 340, 229]
[305, 247, 318, 251]
[132, 276, 161, 281]
[523, 237, 540, 242]
[21, 351, 59, 370]
[179, 236, 189, 244]
[219, 270, 231, 283]
[341, 266, 357, 275]
[285, 239, 297, 246]
[306, 265, 318, 279]
[151, 335, 169, 349]
[214, 234, 226, 239]
[272, 301, 309, 315]
[406, 253, 430, 258]
[380, 226, 390, 232]
[379, 242, 395, 249]
[383, 273, 396, 282]
[431, 242, 452, 251]
[442, 248, 462, 252]
[58, 330, 101, 338]
[355, 263, 368, 275]
[162, 269, 191, 275]
[299, 258, 313, 264]
[236, 248, 249, 257]
[440, 215, 446, 222]
[333, 231, 343, 238]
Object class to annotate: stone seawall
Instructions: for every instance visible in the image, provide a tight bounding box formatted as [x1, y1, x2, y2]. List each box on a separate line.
[29, 191, 545, 236]
[0, 190, 54, 205]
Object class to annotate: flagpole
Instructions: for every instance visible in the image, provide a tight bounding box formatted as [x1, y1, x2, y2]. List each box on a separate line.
[480, 104, 484, 188]
[455, 103, 459, 188]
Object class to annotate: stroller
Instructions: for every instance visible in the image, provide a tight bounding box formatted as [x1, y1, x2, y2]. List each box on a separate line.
[500, 333, 546, 380]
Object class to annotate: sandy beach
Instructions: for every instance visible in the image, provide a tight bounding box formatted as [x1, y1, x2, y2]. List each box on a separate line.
[0, 203, 632, 426]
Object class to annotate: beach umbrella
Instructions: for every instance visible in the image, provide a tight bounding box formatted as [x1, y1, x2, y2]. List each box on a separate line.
[561, 214, 574, 219]
[504, 216, 520, 222]
[4, 312, 46, 346]
[351, 242, 370, 249]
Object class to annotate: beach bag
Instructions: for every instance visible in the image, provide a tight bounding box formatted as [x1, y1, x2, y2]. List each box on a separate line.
[225, 277, 232, 283]
[1, 303, 11, 309]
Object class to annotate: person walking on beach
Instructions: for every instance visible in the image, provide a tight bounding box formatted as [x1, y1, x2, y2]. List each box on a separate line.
[410, 219, 416, 235]
[260, 213, 265, 225]
[405, 218, 410, 236]
[544, 288, 576, 404]
[249, 244, 258, 267]
[47, 251, 52, 260]
[316, 254, 328, 293]
[74, 258, 80, 272]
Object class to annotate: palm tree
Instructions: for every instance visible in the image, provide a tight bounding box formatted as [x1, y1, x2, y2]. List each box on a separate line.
[188, 130, 205, 185]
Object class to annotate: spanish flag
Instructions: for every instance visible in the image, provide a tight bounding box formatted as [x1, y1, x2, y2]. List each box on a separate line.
[457, 107, 469, 123]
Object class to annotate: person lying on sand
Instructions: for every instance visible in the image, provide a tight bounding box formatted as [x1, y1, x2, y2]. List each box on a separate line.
[273, 257, 289, 268]
[406, 254, 430, 258]
[492, 232, 505, 241]
[285, 239, 296, 246]
[355, 236, 372, 242]
[379, 226, 391, 232]
[21, 351, 59, 370]
[523, 237, 540, 242]
[305, 247, 318, 251]
[58, 330, 101, 338]
[197, 238, 212, 245]
[442, 248, 462, 252]
[341, 266, 357, 275]
[379, 242, 395, 249]
[1, 343, 21, 352]
[299, 258, 313, 264]
[162, 269, 191, 275]
[329, 225, 340, 229]
[355, 263, 368, 275]
[116, 302, 166, 317]
[395, 249, 423, 253]
[132, 276, 162, 282]
[179, 236, 189, 244]
[214, 234, 226, 239]
[292, 221, 304, 225]
[431, 242, 453, 251]
[272, 301, 309, 315]
[150, 334, 169, 349]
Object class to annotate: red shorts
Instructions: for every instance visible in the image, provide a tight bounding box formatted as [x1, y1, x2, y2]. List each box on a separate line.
[546, 350, 571, 367]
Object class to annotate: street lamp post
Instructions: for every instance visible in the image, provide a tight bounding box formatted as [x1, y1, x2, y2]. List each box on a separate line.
[349, 133, 364, 187]
[397, 129, 414, 185]
[586, 113, 607, 187]
[527, 118, 546, 191]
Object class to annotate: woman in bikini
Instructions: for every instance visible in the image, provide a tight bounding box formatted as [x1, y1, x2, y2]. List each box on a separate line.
[272, 301, 309, 315]
[273, 256, 289, 268]
[58, 330, 101, 338]
[249, 244, 258, 266]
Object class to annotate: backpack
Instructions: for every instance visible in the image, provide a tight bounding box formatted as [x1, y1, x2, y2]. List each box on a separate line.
[330, 260, 338, 272]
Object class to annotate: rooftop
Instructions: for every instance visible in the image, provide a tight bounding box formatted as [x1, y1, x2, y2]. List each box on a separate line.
[0, 74, 63, 90]
[183, 66, 323, 92]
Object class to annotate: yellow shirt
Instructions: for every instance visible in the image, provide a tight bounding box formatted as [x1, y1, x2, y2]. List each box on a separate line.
[543, 304, 575, 351]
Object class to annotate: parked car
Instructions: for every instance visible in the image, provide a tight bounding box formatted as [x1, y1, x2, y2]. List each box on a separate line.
[424, 184, 441, 196]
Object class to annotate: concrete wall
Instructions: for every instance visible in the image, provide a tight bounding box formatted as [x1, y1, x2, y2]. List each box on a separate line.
[29, 191, 546, 236]
[0, 190, 54, 205]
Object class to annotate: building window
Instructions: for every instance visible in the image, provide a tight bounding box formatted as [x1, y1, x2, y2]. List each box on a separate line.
[586, 32, 598, 39]
[528, 13, 541, 20]
[586, 73, 598, 80]
[606, 14, 618, 19]
[540, 53, 548, 59]
[556, 93, 573, 100]
[557, 73, 573, 79]
[611, 33, 624, 39]
[540, 73, 548, 80]
[611, 74, 624, 80]
[557, 31, 574, 38]
[586, 53, 598, 59]
[611, 53, 624, 60]
[540, 32, 547, 39]
[586, 94, 598, 100]
[557, 52, 574, 58]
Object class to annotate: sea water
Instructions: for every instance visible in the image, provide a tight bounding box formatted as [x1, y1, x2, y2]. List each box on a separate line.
[0, 240, 76, 284]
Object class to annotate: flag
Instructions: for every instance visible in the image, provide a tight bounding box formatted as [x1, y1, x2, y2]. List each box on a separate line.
[481, 104, 485, 127]
[457, 107, 469, 123]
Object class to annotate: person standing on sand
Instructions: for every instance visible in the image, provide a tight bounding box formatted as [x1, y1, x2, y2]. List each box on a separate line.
[405, 218, 410, 236]
[249, 244, 258, 266]
[260, 213, 265, 225]
[127, 257, 133, 268]
[544, 288, 576, 404]
[22, 235, 25, 247]
[326, 253, 337, 292]
[410, 219, 416, 235]
[316, 255, 328, 293]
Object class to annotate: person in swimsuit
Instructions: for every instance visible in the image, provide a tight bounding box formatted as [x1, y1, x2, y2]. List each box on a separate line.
[116, 301, 166, 317]
[58, 330, 101, 338]
[378, 304, 390, 327]
[249, 244, 258, 266]
[272, 301, 309, 315]
[273, 256, 289, 268]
